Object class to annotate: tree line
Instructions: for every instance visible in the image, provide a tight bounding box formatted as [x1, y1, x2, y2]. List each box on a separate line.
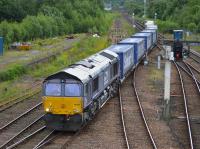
[124, 0, 200, 33]
[0, 0, 113, 44]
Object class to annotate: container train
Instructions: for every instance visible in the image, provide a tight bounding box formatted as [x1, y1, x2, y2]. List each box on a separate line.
[42, 22, 158, 131]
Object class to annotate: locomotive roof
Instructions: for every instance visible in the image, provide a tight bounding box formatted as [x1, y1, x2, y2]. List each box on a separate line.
[119, 38, 144, 44]
[45, 50, 118, 84]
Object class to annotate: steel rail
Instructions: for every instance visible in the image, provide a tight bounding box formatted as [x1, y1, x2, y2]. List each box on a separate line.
[176, 63, 200, 85]
[184, 61, 200, 74]
[6, 126, 46, 149]
[0, 87, 41, 113]
[174, 62, 194, 149]
[0, 114, 44, 149]
[0, 102, 42, 132]
[183, 62, 200, 93]
[33, 132, 58, 149]
[190, 55, 200, 64]
[132, 69, 158, 149]
[32, 129, 56, 149]
[190, 50, 200, 58]
[118, 87, 130, 149]
[190, 51, 200, 64]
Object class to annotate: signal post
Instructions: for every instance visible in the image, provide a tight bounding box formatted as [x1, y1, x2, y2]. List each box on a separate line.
[162, 45, 173, 120]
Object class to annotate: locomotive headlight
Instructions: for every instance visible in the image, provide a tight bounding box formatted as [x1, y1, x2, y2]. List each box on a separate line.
[45, 108, 50, 112]
[74, 109, 79, 113]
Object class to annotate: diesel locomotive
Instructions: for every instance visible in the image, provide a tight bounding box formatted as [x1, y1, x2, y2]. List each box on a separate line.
[42, 22, 158, 131]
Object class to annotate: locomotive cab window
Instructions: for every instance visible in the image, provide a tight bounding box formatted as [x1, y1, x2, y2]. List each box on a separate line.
[92, 77, 99, 93]
[113, 62, 118, 76]
[65, 83, 81, 97]
[45, 83, 61, 96]
[84, 83, 89, 97]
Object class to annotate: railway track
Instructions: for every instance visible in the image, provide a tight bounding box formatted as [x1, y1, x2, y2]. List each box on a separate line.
[0, 102, 42, 132]
[189, 50, 200, 64]
[0, 114, 44, 149]
[119, 69, 157, 148]
[0, 82, 41, 112]
[174, 61, 200, 149]
[3, 118, 85, 149]
[0, 99, 44, 148]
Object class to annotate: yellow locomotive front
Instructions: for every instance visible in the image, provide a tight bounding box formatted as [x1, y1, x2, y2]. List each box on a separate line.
[42, 76, 84, 131]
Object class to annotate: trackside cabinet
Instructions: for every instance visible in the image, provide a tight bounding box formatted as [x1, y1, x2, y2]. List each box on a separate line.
[173, 30, 183, 41]
[0, 37, 3, 56]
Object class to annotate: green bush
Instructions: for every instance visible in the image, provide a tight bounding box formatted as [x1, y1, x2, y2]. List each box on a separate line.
[156, 20, 180, 33]
[0, 65, 26, 81]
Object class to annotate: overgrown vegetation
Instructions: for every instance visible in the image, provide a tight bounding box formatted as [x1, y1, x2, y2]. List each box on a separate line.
[124, 0, 200, 33]
[0, 35, 110, 102]
[0, 64, 26, 81]
[0, 0, 113, 44]
[147, 0, 200, 33]
[0, 34, 111, 82]
[124, 0, 144, 17]
[31, 36, 109, 78]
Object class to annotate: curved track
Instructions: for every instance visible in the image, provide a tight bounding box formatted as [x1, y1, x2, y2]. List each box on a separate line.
[119, 69, 157, 149]
[174, 60, 200, 149]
